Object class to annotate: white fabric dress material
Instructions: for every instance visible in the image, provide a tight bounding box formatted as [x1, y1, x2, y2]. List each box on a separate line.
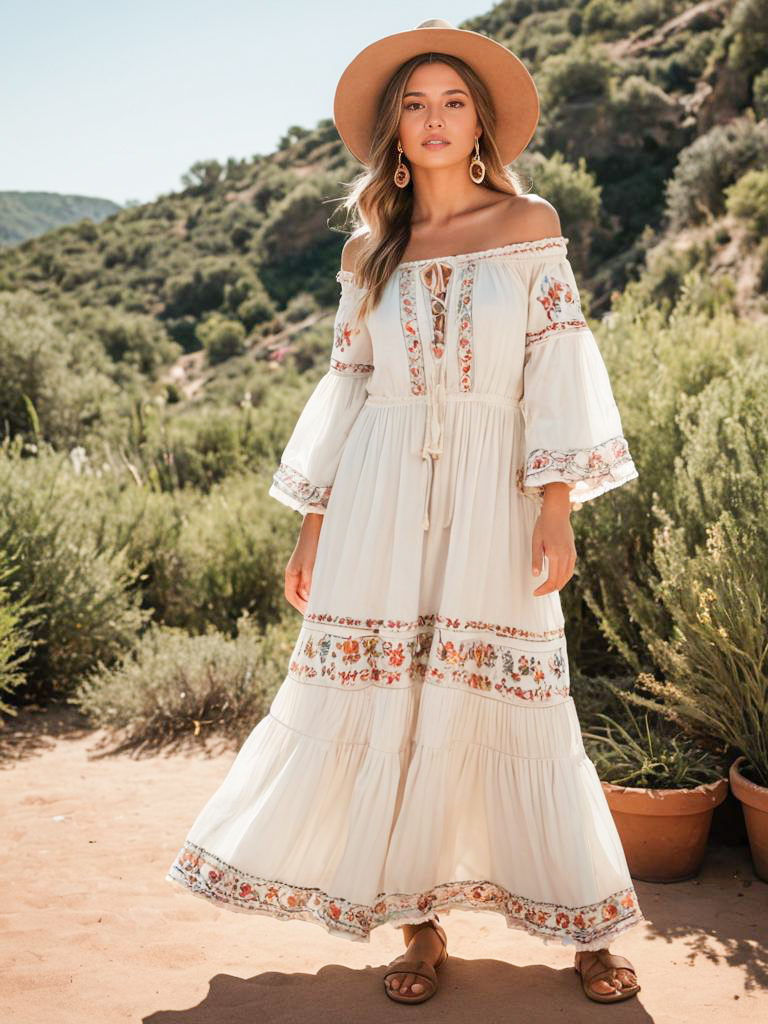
[166, 235, 645, 950]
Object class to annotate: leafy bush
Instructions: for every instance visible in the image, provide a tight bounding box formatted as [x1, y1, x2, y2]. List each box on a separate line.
[70, 610, 298, 746]
[584, 352, 768, 787]
[724, 167, 768, 239]
[197, 314, 247, 364]
[557, 271, 763, 678]
[665, 112, 768, 231]
[623, 504, 768, 787]
[0, 438, 150, 701]
[0, 553, 38, 715]
[123, 471, 292, 635]
[754, 67, 768, 121]
[0, 289, 117, 447]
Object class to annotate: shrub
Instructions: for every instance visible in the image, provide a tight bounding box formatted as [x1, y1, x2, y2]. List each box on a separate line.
[664, 112, 768, 231]
[70, 610, 299, 746]
[198, 315, 247, 364]
[586, 356, 768, 787]
[754, 67, 768, 121]
[557, 269, 765, 680]
[0, 438, 150, 702]
[0, 553, 38, 716]
[724, 167, 768, 239]
[0, 289, 117, 447]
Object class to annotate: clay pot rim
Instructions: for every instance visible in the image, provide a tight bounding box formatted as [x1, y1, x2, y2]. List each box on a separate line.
[729, 755, 768, 811]
[601, 776, 729, 815]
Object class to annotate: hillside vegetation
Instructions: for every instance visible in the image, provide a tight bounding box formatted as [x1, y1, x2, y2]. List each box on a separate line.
[0, 191, 121, 246]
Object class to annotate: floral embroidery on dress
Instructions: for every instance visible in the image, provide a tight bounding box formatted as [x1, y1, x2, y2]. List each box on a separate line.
[271, 462, 332, 511]
[289, 623, 569, 701]
[521, 436, 634, 487]
[398, 267, 427, 395]
[456, 261, 475, 391]
[429, 631, 568, 701]
[525, 317, 590, 349]
[168, 839, 644, 947]
[303, 610, 565, 641]
[329, 357, 374, 375]
[333, 319, 355, 355]
[290, 629, 433, 687]
[536, 272, 581, 320]
[526, 270, 588, 349]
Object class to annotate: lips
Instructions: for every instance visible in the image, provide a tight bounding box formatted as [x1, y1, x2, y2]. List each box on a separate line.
[423, 138, 450, 146]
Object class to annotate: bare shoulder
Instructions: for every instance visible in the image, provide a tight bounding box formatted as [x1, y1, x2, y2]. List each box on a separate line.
[497, 193, 562, 243]
[341, 234, 367, 274]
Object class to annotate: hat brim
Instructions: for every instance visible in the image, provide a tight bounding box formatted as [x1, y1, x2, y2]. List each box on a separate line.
[333, 26, 540, 166]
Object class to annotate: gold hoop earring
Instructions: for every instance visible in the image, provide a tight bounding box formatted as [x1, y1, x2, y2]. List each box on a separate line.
[394, 140, 411, 188]
[469, 137, 486, 184]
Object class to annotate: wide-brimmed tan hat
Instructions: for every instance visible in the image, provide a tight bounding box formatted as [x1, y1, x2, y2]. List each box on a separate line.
[333, 18, 540, 166]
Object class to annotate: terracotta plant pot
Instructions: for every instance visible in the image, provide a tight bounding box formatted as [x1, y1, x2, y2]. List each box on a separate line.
[729, 755, 768, 882]
[602, 777, 729, 882]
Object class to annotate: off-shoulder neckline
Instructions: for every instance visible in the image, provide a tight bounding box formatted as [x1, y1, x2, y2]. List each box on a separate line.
[336, 235, 568, 282]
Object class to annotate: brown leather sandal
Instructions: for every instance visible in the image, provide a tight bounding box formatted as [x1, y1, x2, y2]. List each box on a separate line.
[383, 918, 449, 1005]
[574, 949, 641, 1003]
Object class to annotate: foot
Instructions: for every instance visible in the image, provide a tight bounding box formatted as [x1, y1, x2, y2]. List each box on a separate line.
[575, 947, 639, 999]
[386, 921, 446, 999]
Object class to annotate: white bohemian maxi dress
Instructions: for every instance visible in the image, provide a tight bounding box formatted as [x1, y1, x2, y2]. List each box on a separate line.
[166, 234, 646, 951]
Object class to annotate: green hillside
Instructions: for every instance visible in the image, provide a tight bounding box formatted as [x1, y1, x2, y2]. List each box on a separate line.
[0, 0, 764, 373]
[0, 191, 121, 245]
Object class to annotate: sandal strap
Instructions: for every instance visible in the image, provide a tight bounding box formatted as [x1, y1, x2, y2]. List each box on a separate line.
[578, 950, 636, 982]
[383, 958, 438, 989]
[401, 918, 448, 965]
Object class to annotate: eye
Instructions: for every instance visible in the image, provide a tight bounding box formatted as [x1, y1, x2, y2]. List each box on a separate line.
[404, 100, 465, 110]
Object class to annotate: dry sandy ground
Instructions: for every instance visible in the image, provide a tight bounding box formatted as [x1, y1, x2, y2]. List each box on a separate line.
[2, 705, 767, 1024]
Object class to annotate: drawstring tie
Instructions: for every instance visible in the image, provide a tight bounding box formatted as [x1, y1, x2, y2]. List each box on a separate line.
[420, 380, 446, 529]
[418, 259, 453, 530]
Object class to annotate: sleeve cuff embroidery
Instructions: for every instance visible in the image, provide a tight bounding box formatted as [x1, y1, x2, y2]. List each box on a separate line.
[271, 462, 332, 514]
[517, 436, 638, 509]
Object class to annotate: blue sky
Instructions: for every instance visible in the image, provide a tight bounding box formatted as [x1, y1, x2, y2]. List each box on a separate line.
[2, 1, 490, 205]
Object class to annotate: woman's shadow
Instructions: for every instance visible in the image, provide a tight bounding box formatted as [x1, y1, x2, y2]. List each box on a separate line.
[145, 956, 652, 1024]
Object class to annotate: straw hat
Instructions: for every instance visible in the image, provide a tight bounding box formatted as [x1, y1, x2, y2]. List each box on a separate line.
[333, 18, 540, 166]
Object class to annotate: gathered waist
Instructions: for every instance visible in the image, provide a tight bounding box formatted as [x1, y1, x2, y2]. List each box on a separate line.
[364, 391, 523, 410]
[364, 390, 524, 532]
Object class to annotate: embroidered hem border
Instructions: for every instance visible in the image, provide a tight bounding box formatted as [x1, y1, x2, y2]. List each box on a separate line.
[166, 839, 645, 950]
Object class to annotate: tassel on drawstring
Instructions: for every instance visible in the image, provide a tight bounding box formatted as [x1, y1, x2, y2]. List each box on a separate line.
[420, 380, 446, 530]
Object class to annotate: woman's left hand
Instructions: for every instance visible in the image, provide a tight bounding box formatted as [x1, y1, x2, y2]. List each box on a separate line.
[531, 484, 577, 596]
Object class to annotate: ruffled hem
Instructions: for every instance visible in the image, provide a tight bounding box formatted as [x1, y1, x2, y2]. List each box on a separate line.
[165, 840, 645, 951]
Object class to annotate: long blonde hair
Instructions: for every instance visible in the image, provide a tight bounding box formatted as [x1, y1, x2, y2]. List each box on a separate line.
[334, 52, 528, 322]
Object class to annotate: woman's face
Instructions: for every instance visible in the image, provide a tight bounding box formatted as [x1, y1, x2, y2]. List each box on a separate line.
[398, 61, 481, 170]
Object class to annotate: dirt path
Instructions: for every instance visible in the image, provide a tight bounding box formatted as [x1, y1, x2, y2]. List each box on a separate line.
[2, 706, 766, 1023]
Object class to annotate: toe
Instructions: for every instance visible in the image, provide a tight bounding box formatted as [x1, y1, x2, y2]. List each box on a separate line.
[615, 968, 637, 989]
[591, 978, 621, 995]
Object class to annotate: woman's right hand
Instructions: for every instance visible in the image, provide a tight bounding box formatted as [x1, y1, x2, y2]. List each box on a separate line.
[284, 512, 323, 614]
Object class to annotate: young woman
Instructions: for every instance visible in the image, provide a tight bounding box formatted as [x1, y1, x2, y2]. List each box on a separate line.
[166, 19, 645, 1007]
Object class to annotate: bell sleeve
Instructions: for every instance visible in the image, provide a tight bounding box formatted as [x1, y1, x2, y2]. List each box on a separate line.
[519, 252, 638, 510]
[268, 269, 374, 515]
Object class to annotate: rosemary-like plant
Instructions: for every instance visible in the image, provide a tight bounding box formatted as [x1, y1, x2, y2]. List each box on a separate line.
[583, 703, 726, 789]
